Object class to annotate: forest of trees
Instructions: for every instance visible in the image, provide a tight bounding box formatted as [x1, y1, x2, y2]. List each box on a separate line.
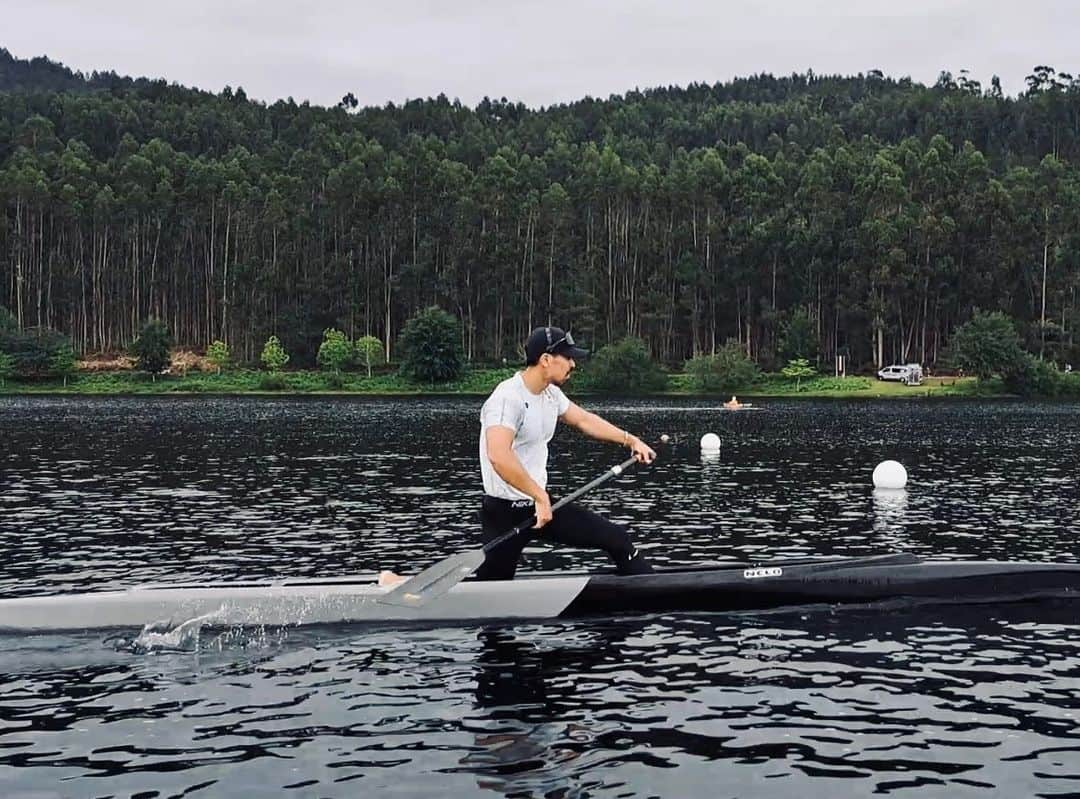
[1, 48, 1079, 370]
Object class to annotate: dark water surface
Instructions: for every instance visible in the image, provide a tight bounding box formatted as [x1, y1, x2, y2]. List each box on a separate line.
[1, 396, 1078, 797]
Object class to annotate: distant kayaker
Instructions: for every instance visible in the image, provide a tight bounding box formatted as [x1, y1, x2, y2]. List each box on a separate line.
[477, 326, 655, 580]
[724, 395, 743, 410]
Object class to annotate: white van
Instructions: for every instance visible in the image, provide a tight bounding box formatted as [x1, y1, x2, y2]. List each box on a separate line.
[877, 364, 923, 385]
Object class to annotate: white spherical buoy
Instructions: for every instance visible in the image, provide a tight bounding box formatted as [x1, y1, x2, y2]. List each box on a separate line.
[872, 460, 908, 490]
[700, 432, 721, 451]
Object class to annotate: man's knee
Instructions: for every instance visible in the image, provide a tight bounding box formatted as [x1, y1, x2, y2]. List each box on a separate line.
[598, 521, 653, 574]
[596, 519, 636, 555]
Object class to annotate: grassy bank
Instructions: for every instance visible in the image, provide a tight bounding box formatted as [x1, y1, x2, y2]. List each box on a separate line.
[668, 373, 985, 398]
[0, 368, 518, 395]
[0, 368, 987, 398]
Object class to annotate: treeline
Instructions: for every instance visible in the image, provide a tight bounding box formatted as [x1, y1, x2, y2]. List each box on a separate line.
[1, 47, 1079, 369]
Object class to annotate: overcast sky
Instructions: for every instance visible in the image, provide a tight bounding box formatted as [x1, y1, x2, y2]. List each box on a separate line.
[3, 0, 1076, 108]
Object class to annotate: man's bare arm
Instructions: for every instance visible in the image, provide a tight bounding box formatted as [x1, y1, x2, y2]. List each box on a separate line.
[560, 402, 656, 463]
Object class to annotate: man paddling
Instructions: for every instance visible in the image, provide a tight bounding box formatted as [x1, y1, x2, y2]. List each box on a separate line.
[477, 326, 655, 580]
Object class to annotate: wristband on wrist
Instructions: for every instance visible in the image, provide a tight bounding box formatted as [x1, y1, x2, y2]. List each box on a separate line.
[622, 430, 630, 446]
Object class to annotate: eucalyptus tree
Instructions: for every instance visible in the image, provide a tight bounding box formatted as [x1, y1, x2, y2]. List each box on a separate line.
[730, 152, 784, 359]
[4, 51, 1080, 377]
[354, 334, 383, 378]
[1034, 155, 1069, 357]
[854, 147, 910, 368]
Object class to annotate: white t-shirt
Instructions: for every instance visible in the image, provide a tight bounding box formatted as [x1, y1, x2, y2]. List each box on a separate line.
[479, 373, 571, 500]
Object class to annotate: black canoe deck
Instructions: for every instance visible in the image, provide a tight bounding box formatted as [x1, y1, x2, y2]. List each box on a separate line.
[558, 554, 1080, 615]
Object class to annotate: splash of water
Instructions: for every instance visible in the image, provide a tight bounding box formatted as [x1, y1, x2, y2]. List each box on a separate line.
[106, 607, 225, 653]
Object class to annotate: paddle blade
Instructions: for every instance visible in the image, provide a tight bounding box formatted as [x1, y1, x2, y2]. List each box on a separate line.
[376, 549, 486, 608]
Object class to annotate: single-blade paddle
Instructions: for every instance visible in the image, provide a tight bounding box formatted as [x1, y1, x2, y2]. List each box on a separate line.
[378, 446, 658, 608]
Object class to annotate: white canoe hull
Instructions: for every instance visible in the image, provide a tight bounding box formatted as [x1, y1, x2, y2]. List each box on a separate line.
[0, 575, 591, 631]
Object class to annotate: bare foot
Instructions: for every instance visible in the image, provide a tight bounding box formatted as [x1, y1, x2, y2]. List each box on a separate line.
[378, 570, 407, 587]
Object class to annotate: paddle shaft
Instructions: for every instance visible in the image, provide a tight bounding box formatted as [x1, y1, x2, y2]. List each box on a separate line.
[377, 446, 657, 608]
[483, 453, 640, 552]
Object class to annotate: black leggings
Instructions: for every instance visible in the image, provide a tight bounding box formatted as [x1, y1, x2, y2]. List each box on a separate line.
[475, 495, 653, 581]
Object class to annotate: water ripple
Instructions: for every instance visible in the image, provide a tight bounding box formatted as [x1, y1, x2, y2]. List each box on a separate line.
[1, 397, 1079, 796]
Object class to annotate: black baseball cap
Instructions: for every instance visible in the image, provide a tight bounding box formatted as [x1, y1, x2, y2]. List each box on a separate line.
[525, 326, 589, 364]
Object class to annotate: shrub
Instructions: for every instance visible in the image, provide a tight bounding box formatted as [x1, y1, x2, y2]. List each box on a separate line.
[0, 325, 72, 378]
[207, 340, 230, 374]
[259, 372, 287, 391]
[449, 366, 517, 393]
[317, 328, 353, 375]
[951, 311, 1026, 380]
[261, 335, 290, 372]
[1003, 354, 1062, 397]
[130, 319, 172, 377]
[398, 306, 464, 383]
[50, 343, 77, 386]
[685, 341, 760, 393]
[0, 351, 13, 385]
[781, 357, 816, 390]
[576, 337, 666, 393]
[764, 374, 872, 393]
[1060, 370, 1080, 398]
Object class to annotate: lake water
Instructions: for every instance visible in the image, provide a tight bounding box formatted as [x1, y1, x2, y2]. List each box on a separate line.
[1, 396, 1078, 797]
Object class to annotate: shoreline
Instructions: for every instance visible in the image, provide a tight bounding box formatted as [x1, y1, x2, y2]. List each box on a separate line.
[0, 370, 1003, 400]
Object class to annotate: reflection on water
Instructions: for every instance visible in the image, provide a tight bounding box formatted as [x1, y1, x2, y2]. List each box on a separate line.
[456, 603, 1080, 797]
[871, 488, 912, 549]
[700, 449, 723, 467]
[1, 396, 1079, 796]
[461, 628, 600, 795]
[0, 603, 1052, 798]
[2, 396, 1079, 592]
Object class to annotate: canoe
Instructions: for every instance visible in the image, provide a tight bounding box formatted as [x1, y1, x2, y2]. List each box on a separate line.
[0, 553, 1077, 631]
